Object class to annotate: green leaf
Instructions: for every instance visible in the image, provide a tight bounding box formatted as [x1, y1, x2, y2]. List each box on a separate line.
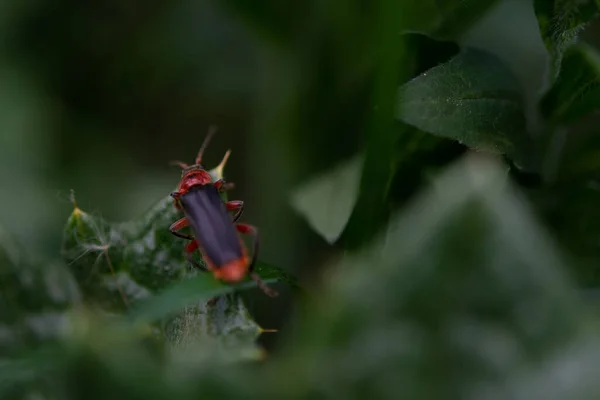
[290, 154, 363, 244]
[402, 0, 502, 40]
[337, 1, 413, 251]
[61, 200, 179, 312]
[535, 0, 600, 81]
[269, 154, 598, 398]
[541, 43, 600, 124]
[397, 48, 527, 159]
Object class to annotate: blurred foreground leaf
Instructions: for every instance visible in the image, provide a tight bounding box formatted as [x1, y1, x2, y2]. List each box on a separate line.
[530, 180, 600, 286]
[535, 0, 600, 81]
[0, 227, 80, 356]
[7, 153, 600, 399]
[267, 154, 600, 398]
[541, 43, 600, 124]
[555, 126, 600, 182]
[397, 48, 527, 158]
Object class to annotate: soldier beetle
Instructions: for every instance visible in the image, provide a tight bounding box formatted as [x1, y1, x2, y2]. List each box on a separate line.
[168, 127, 278, 297]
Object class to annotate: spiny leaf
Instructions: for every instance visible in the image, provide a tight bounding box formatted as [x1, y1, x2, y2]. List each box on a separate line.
[61, 183, 294, 363]
[397, 48, 527, 159]
[268, 154, 598, 398]
[62, 204, 136, 312]
[62, 195, 293, 307]
[535, 0, 600, 82]
[541, 43, 600, 124]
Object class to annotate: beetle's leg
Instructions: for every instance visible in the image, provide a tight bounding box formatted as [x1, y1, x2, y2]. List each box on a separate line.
[235, 224, 259, 272]
[170, 192, 183, 210]
[236, 223, 278, 297]
[225, 200, 244, 223]
[185, 239, 208, 272]
[169, 217, 194, 240]
[214, 179, 235, 192]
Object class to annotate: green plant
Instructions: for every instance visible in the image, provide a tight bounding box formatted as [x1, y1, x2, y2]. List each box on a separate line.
[2, 0, 600, 399]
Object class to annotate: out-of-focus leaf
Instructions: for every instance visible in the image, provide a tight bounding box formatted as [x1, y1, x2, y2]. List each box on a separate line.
[402, 0, 502, 40]
[541, 44, 600, 124]
[397, 48, 527, 158]
[266, 154, 599, 398]
[535, 0, 600, 81]
[0, 227, 80, 355]
[529, 180, 600, 286]
[290, 154, 363, 244]
[340, 123, 464, 250]
[59, 310, 180, 400]
[338, 1, 413, 251]
[0, 344, 68, 399]
[129, 273, 241, 323]
[548, 123, 600, 183]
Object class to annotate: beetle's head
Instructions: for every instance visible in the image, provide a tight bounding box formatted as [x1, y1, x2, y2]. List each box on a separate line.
[170, 125, 231, 182]
[180, 163, 205, 177]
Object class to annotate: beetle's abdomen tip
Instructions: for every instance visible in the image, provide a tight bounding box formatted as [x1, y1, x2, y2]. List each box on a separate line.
[213, 258, 248, 282]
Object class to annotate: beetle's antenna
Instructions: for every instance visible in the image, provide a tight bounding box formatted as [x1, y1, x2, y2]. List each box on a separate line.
[169, 160, 189, 169]
[195, 125, 218, 165]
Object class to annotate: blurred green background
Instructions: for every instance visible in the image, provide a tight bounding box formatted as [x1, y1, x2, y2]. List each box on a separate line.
[4, 0, 597, 277]
[2, 0, 600, 397]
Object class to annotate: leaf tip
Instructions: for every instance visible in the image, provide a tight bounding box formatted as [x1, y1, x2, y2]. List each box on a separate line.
[69, 189, 84, 217]
[209, 149, 232, 181]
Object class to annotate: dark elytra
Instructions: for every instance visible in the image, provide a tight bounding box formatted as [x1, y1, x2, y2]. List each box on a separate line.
[179, 185, 243, 268]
